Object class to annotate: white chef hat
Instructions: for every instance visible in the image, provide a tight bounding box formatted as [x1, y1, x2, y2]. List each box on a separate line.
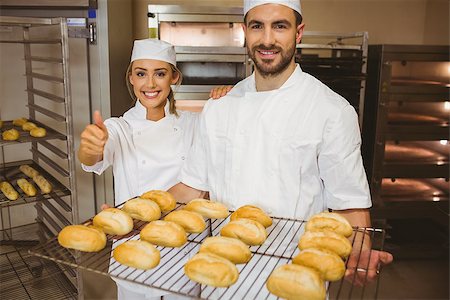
[244, 0, 302, 16]
[130, 38, 177, 66]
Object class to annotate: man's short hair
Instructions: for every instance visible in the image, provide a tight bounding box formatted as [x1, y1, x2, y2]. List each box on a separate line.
[244, 10, 303, 26]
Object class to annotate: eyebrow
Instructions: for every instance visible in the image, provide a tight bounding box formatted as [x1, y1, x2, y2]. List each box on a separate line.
[133, 67, 169, 72]
[247, 19, 292, 27]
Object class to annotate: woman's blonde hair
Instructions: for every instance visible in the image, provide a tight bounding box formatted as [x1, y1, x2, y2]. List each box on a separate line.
[125, 62, 183, 117]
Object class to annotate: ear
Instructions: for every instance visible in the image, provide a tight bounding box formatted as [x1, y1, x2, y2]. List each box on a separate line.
[171, 70, 180, 85]
[129, 73, 134, 86]
[295, 23, 305, 44]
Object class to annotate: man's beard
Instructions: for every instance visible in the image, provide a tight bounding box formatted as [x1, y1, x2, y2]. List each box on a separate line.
[249, 43, 296, 78]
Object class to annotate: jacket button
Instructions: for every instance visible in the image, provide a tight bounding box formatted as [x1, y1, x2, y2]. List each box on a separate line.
[181, 156, 185, 160]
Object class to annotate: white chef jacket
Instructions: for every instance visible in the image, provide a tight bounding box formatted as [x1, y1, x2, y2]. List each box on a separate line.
[82, 100, 198, 299]
[82, 100, 198, 205]
[180, 64, 371, 221]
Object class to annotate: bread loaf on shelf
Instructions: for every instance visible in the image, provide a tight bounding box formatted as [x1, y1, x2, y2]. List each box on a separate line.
[2, 128, 19, 141]
[292, 248, 345, 281]
[19, 164, 40, 178]
[140, 220, 187, 247]
[164, 210, 206, 233]
[92, 208, 134, 236]
[58, 225, 107, 252]
[122, 197, 161, 222]
[199, 236, 251, 264]
[266, 264, 326, 300]
[30, 127, 46, 137]
[113, 240, 160, 270]
[140, 190, 176, 212]
[230, 205, 273, 228]
[306, 212, 353, 237]
[184, 253, 239, 287]
[220, 218, 267, 246]
[33, 175, 52, 194]
[298, 230, 352, 258]
[17, 178, 37, 196]
[0, 181, 19, 200]
[184, 198, 229, 219]
[12, 117, 27, 126]
[22, 122, 37, 131]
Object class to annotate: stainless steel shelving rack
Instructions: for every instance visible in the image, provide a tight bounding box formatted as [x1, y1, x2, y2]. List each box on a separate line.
[0, 16, 79, 299]
[297, 31, 369, 128]
[362, 45, 449, 225]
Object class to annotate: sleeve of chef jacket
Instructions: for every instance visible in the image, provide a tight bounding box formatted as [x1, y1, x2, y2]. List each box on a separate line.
[81, 119, 116, 175]
[178, 103, 210, 191]
[319, 104, 372, 210]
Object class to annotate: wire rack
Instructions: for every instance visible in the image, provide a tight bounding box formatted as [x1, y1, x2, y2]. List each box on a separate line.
[0, 223, 77, 300]
[0, 159, 71, 207]
[30, 204, 386, 299]
[0, 120, 66, 147]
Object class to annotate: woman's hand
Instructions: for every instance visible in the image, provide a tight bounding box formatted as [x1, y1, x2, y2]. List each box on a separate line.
[209, 85, 233, 99]
[78, 111, 109, 166]
[345, 249, 393, 286]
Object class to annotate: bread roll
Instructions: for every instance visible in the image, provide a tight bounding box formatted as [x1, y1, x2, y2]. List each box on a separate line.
[184, 253, 239, 287]
[164, 210, 206, 233]
[93, 208, 134, 235]
[58, 225, 106, 252]
[220, 219, 267, 246]
[19, 164, 39, 178]
[292, 248, 345, 281]
[140, 220, 187, 247]
[0, 181, 19, 200]
[199, 236, 251, 264]
[13, 117, 27, 126]
[298, 231, 352, 258]
[230, 205, 272, 228]
[141, 190, 176, 212]
[266, 264, 326, 300]
[17, 178, 37, 196]
[306, 212, 353, 237]
[122, 197, 161, 222]
[2, 128, 19, 141]
[22, 122, 37, 131]
[33, 175, 52, 194]
[113, 240, 160, 270]
[184, 199, 229, 219]
[30, 127, 46, 138]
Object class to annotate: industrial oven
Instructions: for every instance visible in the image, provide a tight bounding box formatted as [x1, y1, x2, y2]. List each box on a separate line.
[362, 45, 449, 225]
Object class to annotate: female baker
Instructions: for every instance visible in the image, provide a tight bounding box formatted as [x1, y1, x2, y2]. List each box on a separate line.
[78, 38, 215, 300]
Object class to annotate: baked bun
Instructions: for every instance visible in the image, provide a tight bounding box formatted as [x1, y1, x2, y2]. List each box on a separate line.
[2, 128, 19, 141]
[33, 175, 52, 194]
[199, 236, 251, 264]
[17, 178, 37, 196]
[220, 219, 267, 246]
[184, 253, 239, 287]
[141, 190, 176, 212]
[0, 181, 19, 200]
[298, 231, 352, 258]
[22, 122, 37, 131]
[93, 208, 134, 235]
[122, 197, 161, 222]
[19, 164, 39, 178]
[113, 240, 160, 270]
[30, 127, 46, 137]
[164, 210, 206, 233]
[230, 205, 272, 228]
[184, 199, 229, 219]
[306, 212, 353, 237]
[266, 264, 326, 300]
[58, 225, 106, 252]
[140, 220, 187, 247]
[292, 248, 345, 281]
[13, 117, 27, 126]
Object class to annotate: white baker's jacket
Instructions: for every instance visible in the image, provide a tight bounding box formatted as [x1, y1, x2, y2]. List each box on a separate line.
[82, 100, 198, 298]
[180, 64, 372, 221]
[82, 100, 198, 205]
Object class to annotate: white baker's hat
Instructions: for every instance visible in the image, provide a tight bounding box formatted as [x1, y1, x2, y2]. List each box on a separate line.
[130, 38, 177, 66]
[244, 0, 302, 16]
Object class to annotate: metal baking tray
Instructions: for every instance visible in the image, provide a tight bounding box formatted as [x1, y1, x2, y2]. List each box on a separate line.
[30, 204, 386, 299]
[0, 160, 71, 207]
[0, 120, 66, 147]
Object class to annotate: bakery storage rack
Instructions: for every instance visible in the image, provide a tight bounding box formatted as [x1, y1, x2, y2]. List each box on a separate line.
[362, 45, 449, 226]
[31, 203, 386, 300]
[296, 31, 368, 128]
[0, 16, 79, 299]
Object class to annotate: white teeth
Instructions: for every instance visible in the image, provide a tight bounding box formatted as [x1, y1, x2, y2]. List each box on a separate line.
[144, 91, 158, 97]
[261, 51, 275, 55]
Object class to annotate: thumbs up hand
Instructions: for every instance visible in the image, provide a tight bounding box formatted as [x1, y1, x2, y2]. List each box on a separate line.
[78, 111, 109, 166]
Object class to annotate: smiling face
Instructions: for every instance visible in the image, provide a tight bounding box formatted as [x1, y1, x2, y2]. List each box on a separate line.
[129, 59, 180, 118]
[244, 4, 304, 78]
